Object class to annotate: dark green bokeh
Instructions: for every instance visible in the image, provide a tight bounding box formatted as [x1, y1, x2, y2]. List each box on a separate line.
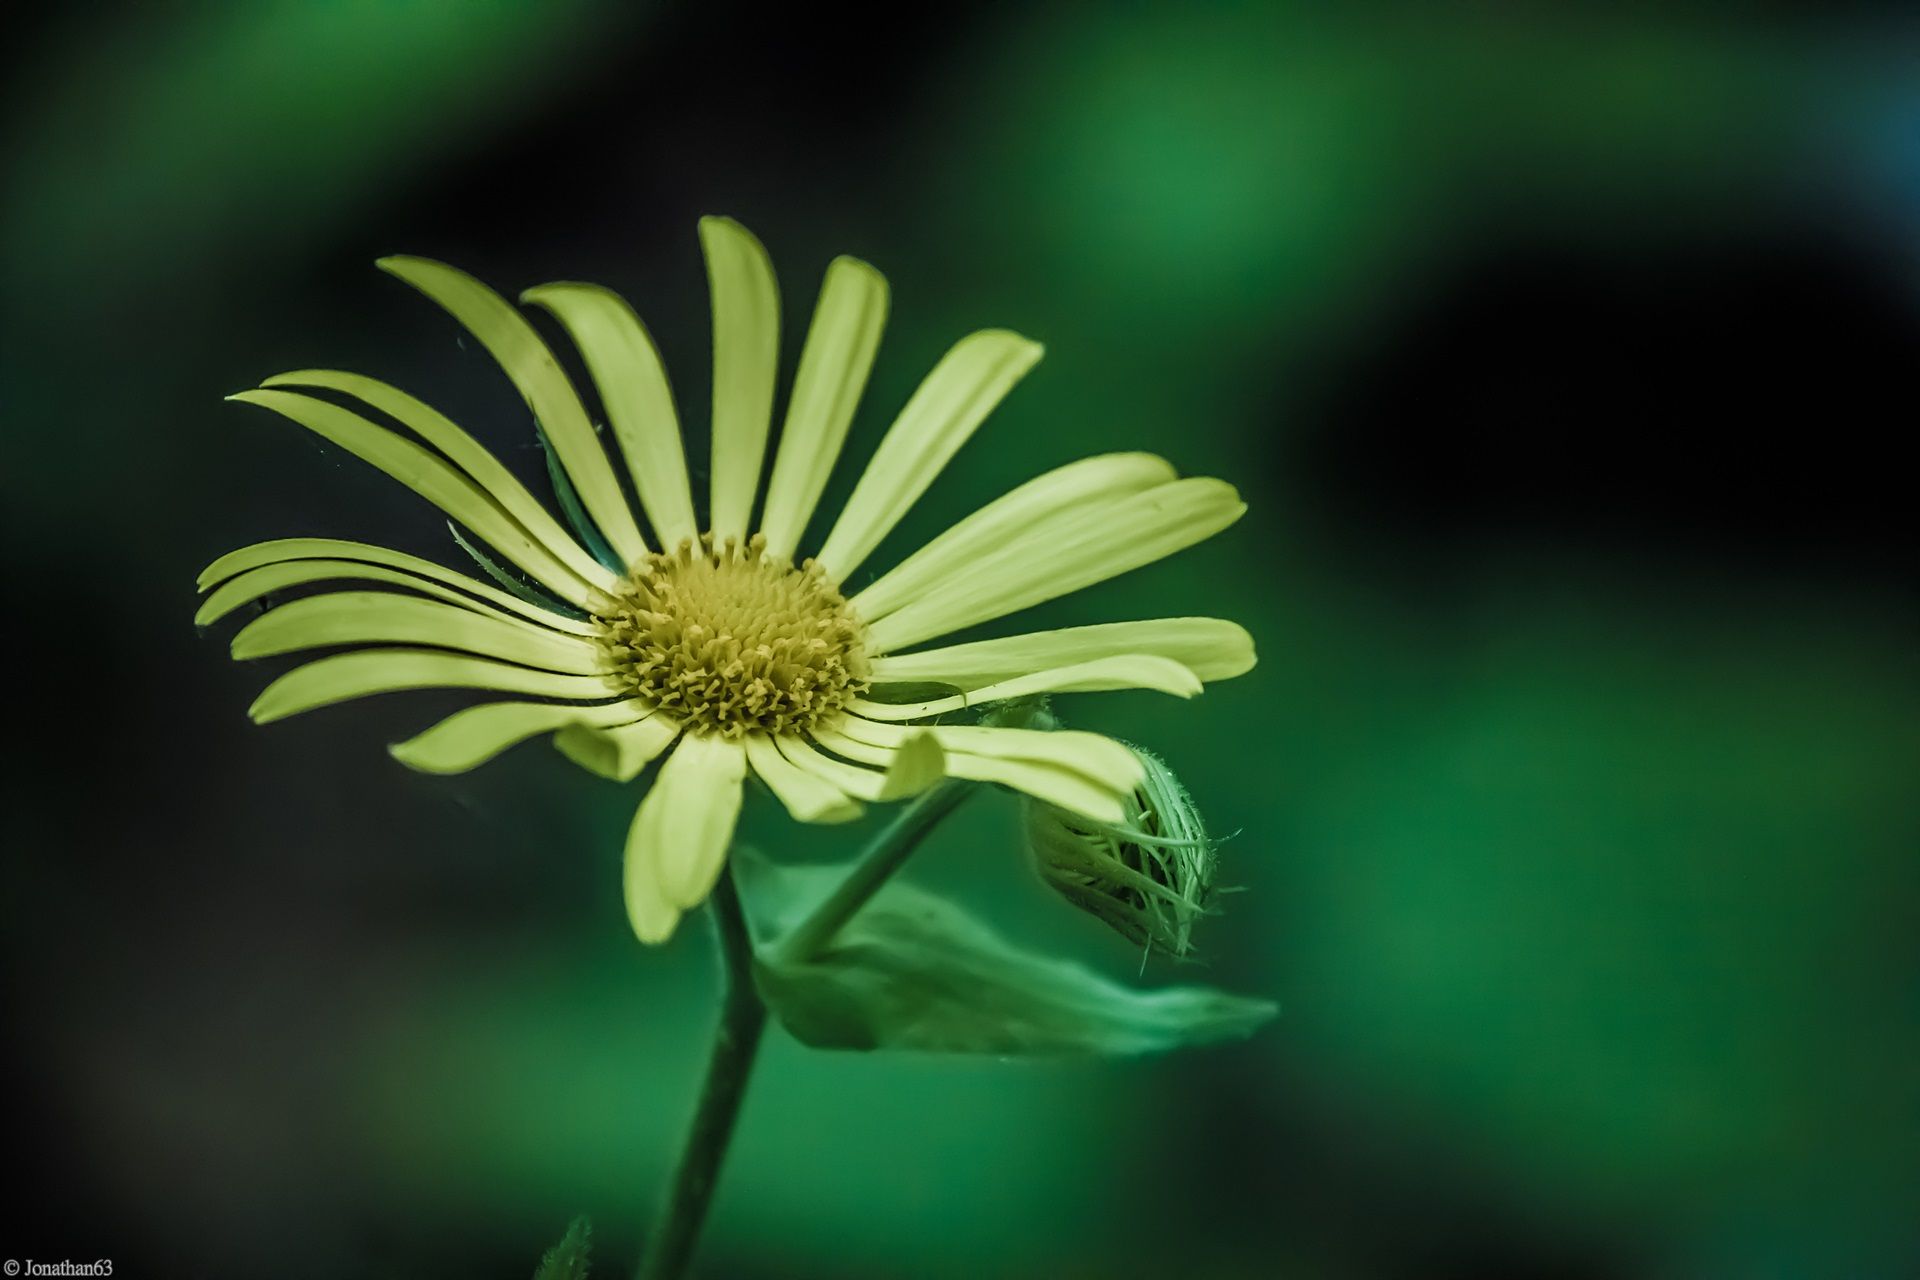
[4, 4, 1915, 1277]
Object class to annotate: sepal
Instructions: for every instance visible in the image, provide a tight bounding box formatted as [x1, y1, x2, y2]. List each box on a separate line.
[531, 1216, 592, 1280]
[536, 422, 624, 573]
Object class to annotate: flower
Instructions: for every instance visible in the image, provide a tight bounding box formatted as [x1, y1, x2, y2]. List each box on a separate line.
[1025, 744, 1219, 959]
[198, 217, 1254, 943]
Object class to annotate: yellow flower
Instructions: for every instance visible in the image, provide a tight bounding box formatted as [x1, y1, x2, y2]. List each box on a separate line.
[198, 218, 1254, 943]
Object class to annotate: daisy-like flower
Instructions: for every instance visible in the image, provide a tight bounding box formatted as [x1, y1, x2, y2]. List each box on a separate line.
[198, 218, 1253, 943]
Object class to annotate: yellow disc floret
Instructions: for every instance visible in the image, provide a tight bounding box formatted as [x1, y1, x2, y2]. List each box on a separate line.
[596, 534, 869, 738]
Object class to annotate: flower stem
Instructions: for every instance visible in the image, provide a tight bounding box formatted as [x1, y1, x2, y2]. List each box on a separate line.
[635, 778, 976, 1279]
[636, 868, 766, 1280]
[776, 779, 975, 964]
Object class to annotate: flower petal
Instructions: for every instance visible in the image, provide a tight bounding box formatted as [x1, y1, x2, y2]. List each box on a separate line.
[744, 734, 864, 823]
[519, 283, 701, 548]
[196, 556, 597, 636]
[851, 453, 1175, 621]
[227, 389, 607, 610]
[377, 256, 649, 566]
[849, 655, 1201, 721]
[624, 844, 682, 945]
[811, 724, 1129, 824]
[231, 592, 604, 674]
[757, 256, 888, 561]
[869, 617, 1256, 690]
[828, 718, 1145, 795]
[198, 539, 586, 629]
[866, 478, 1246, 653]
[259, 370, 618, 592]
[554, 714, 682, 782]
[941, 753, 1128, 824]
[775, 731, 945, 802]
[815, 329, 1043, 582]
[199, 537, 415, 591]
[389, 700, 646, 775]
[700, 217, 780, 543]
[249, 649, 623, 724]
[625, 734, 749, 944]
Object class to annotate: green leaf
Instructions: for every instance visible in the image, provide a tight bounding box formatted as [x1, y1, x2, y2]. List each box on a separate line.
[532, 1216, 592, 1280]
[446, 521, 586, 617]
[735, 849, 1275, 1056]
[537, 423, 624, 573]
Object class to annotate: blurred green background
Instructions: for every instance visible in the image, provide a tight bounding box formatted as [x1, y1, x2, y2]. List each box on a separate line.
[4, 3, 1916, 1277]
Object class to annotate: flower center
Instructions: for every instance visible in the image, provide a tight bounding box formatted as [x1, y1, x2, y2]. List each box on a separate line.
[595, 534, 869, 738]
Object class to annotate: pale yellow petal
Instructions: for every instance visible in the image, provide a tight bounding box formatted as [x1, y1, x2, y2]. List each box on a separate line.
[815, 329, 1043, 581]
[554, 714, 682, 782]
[623, 788, 682, 944]
[832, 717, 1146, 793]
[866, 478, 1246, 653]
[377, 256, 649, 564]
[196, 557, 597, 636]
[848, 655, 1201, 721]
[230, 592, 604, 674]
[389, 700, 645, 775]
[810, 724, 1127, 823]
[851, 453, 1174, 621]
[757, 256, 888, 560]
[259, 370, 618, 591]
[249, 649, 622, 724]
[198, 537, 600, 627]
[775, 732, 945, 803]
[227, 389, 604, 610]
[519, 283, 700, 547]
[804, 724, 908, 768]
[700, 217, 780, 542]
[939, 752, 1128, 824]
[744, 734, 863, 823]
[870, 617, 1255, 690]
[626, 734, 748, 944]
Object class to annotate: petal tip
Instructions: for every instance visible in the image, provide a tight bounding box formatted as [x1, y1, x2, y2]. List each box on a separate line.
[552, 724, 617, 780]
[386, 740, 432, 773]
[625, 841, 686, 945]
[376, 255, 469, 291]
[631, 915, 680, 946]
[698, 215, 772, 262]
[969, 327, 1044, 358]
[517, 280, 599, 308]
[808, 795, 866, 825]
[828, 254, 886, 286]
[878, 731, 947, 799]
[387, 737, 469, 776]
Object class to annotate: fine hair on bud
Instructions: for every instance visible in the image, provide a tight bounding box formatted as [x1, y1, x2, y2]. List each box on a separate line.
[1025, 746, 1218, 960]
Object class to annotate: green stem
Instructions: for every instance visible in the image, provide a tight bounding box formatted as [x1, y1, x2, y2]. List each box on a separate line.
[636, 869, 766, 1280]
[635, 778, 977, 1279]
[776, 779, 975, 964]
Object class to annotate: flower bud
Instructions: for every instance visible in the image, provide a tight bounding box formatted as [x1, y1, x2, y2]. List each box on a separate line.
[1025, 747, 1218, 959]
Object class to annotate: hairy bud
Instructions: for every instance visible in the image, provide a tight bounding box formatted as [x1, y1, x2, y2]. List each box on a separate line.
[1025, 747, 1218, 959]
